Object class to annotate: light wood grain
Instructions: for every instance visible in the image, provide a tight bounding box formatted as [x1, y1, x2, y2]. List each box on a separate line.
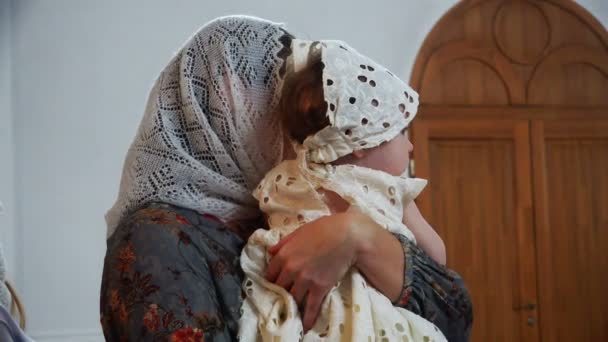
[409, 1, 608, 341]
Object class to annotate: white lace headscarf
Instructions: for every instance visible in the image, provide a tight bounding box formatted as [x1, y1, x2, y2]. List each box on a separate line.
[105, 16, 292, 238]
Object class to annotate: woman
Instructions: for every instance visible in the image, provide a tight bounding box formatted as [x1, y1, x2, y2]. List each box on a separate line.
[100, 15, 472, 342]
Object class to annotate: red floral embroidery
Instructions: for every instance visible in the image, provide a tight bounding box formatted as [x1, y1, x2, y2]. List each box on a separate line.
[143, 304, 161, 332]
[117, 303, 129, 324]
[200, 213, 220, 222]
[140, 208, 172, 224]
[397, 287, 412, 307]
[101, 204, 246, 340]
[176, 214, 190, 225]
[117, 243, 136, 273]
[132, 272, 160, 297]
[110, 289, 121, 310]
[211, 260, 227, 278]
[179, 294, 189, 306]
[163, 311, 176, 328]
[178, 231, 192, 245]
[171, 326, 204, 342]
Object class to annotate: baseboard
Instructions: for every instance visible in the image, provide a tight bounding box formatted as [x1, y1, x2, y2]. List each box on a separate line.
[29, 329, 103, 342]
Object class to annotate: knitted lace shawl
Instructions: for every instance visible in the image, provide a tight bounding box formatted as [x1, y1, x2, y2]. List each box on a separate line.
[106, 16, 291, 237]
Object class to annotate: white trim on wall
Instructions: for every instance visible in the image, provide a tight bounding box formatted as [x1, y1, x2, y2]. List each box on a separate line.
[0, 0, 17, 284]
[30, 329, 103, 342]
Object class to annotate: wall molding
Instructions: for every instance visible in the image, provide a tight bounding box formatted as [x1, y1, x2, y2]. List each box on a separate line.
[29, 329, 103, 342]
[0, 0, 17, 289]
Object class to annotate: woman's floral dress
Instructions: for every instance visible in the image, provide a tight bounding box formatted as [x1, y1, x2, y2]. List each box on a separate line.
[100, 202, 472, 341]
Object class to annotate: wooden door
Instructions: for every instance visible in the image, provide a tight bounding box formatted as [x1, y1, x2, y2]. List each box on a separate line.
[531, 120, 608, 341]
[413, 119, 539, 342]
[407, 0, 608, 340]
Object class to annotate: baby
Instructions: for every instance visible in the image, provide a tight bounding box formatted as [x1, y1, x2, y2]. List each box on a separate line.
[239, 40, 447, 342]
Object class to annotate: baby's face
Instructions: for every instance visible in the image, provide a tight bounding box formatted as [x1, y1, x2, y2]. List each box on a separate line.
[352, 128, 413, 176]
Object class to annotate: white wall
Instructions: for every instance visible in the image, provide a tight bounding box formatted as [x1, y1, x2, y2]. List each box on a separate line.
[582, 0, 608, 27]
[5, 0, 607, 341]
[0, 0, 16, 282]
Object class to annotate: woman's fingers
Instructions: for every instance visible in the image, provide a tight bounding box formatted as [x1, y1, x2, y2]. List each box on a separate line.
[268, 231, 297, 255]
[265, 251, 283, 282]
[302, 287, 328, 332]
[264, 214, 360, 331]
[290, 275, 310, 307]
[274, 263, 297, 290]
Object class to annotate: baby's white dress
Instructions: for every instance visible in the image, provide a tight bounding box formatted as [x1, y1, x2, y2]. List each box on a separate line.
[238, 151, 447, 342]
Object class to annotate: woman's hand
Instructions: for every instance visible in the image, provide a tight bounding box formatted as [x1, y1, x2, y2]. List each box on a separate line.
[265, 212, 361, 331]
[265, 211, 407, 331]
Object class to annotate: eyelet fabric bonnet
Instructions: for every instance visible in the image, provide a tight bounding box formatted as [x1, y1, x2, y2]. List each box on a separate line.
[289, 39, 420, 164]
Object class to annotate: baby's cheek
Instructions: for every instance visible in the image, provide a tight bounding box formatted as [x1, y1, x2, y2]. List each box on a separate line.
[389, 141, 410, 176]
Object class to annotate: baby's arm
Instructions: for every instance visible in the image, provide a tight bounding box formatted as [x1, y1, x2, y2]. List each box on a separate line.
[403, 201, 446, 265]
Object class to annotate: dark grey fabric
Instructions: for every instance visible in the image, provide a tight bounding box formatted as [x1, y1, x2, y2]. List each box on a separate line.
[100, 202, 472, 341]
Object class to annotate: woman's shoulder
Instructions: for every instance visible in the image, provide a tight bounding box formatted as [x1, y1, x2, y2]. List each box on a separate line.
[120, 202, 224, 231]
[107, 203, 244, 255]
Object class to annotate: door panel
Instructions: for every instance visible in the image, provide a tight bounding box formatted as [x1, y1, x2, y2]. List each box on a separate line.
[531, 120, 608, 341]
[413, 119, 539, 342]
